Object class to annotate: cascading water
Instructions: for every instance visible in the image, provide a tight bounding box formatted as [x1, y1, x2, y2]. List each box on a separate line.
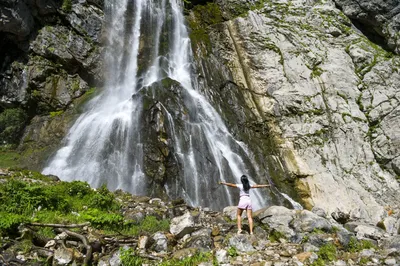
[43, 0, 294, 210]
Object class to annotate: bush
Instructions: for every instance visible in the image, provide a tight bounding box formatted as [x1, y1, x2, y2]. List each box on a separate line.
[120, 247, 144, 266]
[0, 212, 28, 236]
[0, 108, 28, 144]
[0, 174, 124, 236]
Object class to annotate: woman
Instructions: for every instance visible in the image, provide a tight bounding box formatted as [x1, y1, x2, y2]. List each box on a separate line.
[219, 175, 270, 235]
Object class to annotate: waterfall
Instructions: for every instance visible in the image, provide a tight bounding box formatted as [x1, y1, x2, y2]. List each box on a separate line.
[43, 0, 286, 211]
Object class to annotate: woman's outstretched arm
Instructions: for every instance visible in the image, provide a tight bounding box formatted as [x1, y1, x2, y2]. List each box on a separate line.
[219, 182, 237, 188]
[251, 184, 271, 188]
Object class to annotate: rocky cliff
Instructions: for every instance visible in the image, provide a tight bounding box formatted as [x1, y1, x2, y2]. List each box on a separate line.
[0, 0, 104, 169]
[0, 0, 399, 225]
[187, 0, 400, 223]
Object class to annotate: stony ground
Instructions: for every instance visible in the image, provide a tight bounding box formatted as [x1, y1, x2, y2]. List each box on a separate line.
[0, 169, 399, 266]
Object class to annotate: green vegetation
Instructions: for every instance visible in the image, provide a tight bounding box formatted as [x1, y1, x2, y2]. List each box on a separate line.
[268, 230, 286, 242]
[0, 108, 28, 145]
[0, 172, 171, 238]
[227, 246, 238, 257]
[311, 66, 324, 78]
[311, 242, 337, 266]
[0, 149, 21, 168]
[187, 3, 223, 56]
[49, 110, 64, 117]
[158, 251, 215, 266]
[120, 247, 144, 266]
[62, 0, 72, 12]
[347, 237, 376, 252]
[124, 215, 170, 236]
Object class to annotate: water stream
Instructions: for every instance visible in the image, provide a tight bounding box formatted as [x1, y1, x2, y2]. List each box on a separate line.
[43, 0, 296, 211]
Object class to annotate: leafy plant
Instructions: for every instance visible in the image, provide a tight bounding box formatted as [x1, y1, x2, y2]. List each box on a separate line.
[62, 0, 72, 12]
[123, 215, 170, 236]
[0, 108, 28, 144]
[318, 242, 337, 261]
[0, 212, 28, 236]
[81, 209, 124, 229]
[347, 237, 376, 252]
[120, 247, 144, 266]
[227, 246, 238, 257]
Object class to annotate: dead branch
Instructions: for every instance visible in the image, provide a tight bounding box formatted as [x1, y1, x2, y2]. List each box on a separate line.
[27, 222, 90, 228]
[138, 253, 162, 260]
[57, 228, 92, 265]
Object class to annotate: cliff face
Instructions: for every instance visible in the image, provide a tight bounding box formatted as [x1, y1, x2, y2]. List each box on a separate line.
[188, 0, 400, 222]
[0, 0, 104, 168]
[0, 0, 399, 223]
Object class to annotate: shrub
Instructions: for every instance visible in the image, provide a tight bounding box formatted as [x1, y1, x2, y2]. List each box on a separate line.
[88, 184, 120, 211]
[0, 212, 28, 236]
[0, 108, 28, 144]
[318, 242, 337, 261]
[120, 247, 144, 266]
[62, 0, 72, 12]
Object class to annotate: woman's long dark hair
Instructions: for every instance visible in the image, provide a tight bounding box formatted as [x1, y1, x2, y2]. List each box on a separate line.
[241, 175, 250, 191]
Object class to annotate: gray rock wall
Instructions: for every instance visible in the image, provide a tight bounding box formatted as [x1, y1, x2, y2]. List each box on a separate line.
[0, 0, 104, 168]
[190, 0, 400, 223]
[333, 0, 400, 54]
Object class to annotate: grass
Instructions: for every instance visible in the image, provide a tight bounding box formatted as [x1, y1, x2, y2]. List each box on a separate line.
[0, 150, 21, 168]
[0, 172, 170, 237]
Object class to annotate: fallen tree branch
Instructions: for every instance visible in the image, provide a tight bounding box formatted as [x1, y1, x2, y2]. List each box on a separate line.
[27, 222, 90, 228]
[56, 228, 92, 265]
[138, 253, 162, 260]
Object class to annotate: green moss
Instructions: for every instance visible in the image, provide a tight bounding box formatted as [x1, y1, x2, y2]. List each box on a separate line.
[336, 91, 348, 104]
[188, 3, 223, 56]
[49, 110, 64, 117]
[72, 79, 80, 93]
[62, 0, 72, 12]
[0, 176, 124, 236]
[311, 66, 324, 78]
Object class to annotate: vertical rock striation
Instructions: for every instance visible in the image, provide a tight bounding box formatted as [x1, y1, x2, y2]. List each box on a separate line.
[189, 0, 400, 222]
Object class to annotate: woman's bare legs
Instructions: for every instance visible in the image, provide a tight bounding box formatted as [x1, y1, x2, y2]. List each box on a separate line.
[237, 208, 244, 233]
[247, 209, 253, 234]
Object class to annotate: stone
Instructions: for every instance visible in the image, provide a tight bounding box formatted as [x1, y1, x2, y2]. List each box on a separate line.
[215, 249, 228, 264]
[290, 210, 332, 233]
[331, 210, 350, 224]
[311, 207, 327, 218]
[228, 235, 255, 252]
[53, 247, 73, 265]
[255, 206, 296, 238]
[152, 232, 168, 252]
[294, 252, 313, 263]
[377, 216, 398, 235]
[169, 212, 199, 238]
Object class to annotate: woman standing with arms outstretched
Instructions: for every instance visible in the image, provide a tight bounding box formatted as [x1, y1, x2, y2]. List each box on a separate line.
[219, 175, 270, 235]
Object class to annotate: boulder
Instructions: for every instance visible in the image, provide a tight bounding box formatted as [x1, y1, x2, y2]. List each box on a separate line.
[169, 211, 200, 238]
